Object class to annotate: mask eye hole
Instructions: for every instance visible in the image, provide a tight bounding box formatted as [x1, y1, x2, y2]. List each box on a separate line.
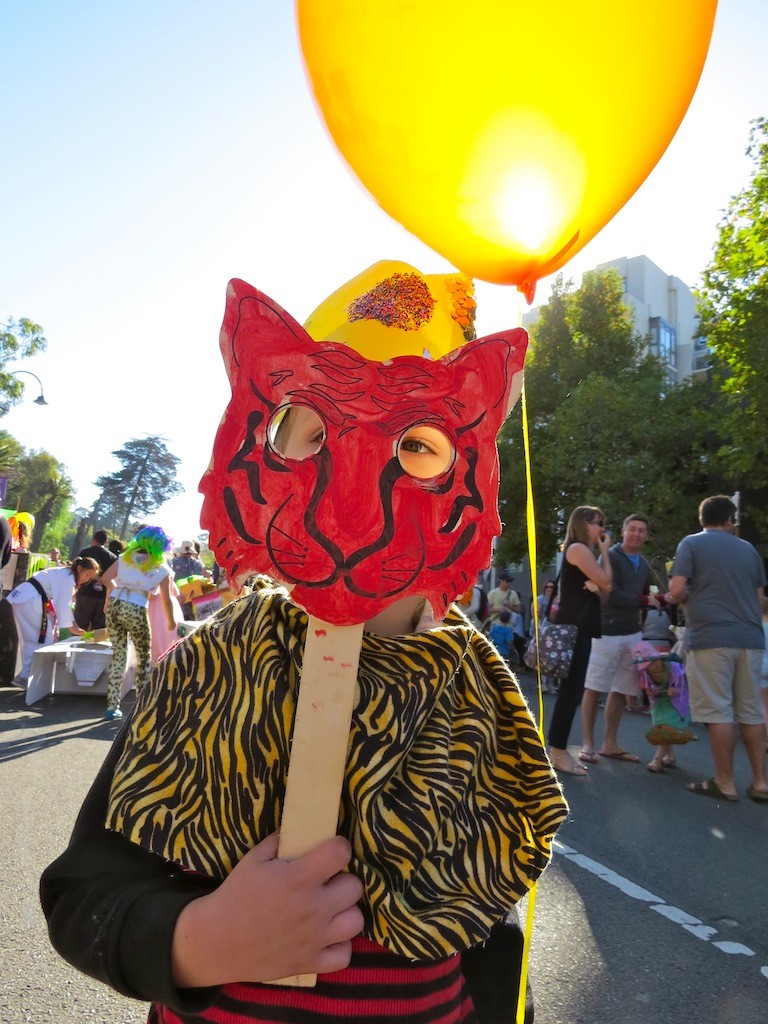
[397, 424, 454, 479]
[267, 404, 325, 460]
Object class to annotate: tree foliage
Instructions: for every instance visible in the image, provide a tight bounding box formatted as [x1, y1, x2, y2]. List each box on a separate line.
[91, 435, 183, 539]
[6, 449, 75, 550]
[0, 318, 47, 415]
[697, 117, 768, 495]
[0, 430, 25, 478]
[497, 270, 718, 571]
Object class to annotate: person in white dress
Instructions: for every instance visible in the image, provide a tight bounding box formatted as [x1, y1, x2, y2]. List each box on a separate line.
[6, 557, 100, 685]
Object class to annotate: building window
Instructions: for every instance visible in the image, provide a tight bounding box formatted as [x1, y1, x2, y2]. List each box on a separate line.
[693, 335, 711, 372]
[649, 316, 677, 369]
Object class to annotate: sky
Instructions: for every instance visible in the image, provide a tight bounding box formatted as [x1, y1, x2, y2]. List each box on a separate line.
[1, 1, 767, 545]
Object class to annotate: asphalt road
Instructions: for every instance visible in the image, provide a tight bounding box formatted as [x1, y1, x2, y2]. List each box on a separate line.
[1, 672, 766, 1023]
[515, 669, 768, 1024]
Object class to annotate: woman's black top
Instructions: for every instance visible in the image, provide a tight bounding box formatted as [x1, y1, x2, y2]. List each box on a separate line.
[553, 546, 601, 638]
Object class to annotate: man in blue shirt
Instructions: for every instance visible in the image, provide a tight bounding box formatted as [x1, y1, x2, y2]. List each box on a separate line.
[580, 514, 656, 764]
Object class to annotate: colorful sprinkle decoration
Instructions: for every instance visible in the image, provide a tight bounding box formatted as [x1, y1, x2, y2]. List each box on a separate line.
[347, 273, 436, 331]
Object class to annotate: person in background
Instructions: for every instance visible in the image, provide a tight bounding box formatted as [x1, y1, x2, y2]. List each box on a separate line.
[641, 587, 673, 653]
[761, 596, 768, 740]
[509, 608, 527, 666]
[535, 580, 558, 621]
[6, 557, 100, 685]
[456, 578, 486, 629]
[547, 506, 613, 776]
[0, 516, 13, 569]
[532, 580, 558, 693]
[148, 570, 185, 665]
[633, 641, 692, 773]
[667, 494, 768, 802]
[0, 517, 16, 685]
[171, 541, 206, 580]
[486, 573, 521, 622]
[79, 529, 117, 574]
[13, 518, 31, 552]
[100, 527, 177, 720]
[108, 538, 125, 557]
[75, 530, 117, 632]
[579, 514, 655, 765]
[489, 609, 516, 665]
[172, 540, 208, 621]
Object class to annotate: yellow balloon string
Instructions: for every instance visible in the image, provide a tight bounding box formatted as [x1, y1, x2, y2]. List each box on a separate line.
[516, 378, 545, 1024]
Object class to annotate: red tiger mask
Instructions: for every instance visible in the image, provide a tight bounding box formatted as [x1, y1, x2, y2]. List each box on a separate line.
[200, 279, 527, 624]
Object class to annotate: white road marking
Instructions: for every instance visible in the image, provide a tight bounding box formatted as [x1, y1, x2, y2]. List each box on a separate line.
[553, 840, 766, 980]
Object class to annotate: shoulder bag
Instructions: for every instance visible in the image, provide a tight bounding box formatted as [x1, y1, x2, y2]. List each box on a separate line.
[524, 569, 578, 678]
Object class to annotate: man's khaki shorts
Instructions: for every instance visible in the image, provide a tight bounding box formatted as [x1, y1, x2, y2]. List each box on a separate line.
[686, 647, 763, 724]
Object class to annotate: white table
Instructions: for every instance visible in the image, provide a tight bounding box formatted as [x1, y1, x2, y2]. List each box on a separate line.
[25, 639, 135, 706]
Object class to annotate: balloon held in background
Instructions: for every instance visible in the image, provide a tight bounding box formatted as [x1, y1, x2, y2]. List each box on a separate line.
[297, 0, 718, 300]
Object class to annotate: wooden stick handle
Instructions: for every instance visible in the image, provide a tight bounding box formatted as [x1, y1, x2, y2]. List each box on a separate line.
[269, 616, 364, 987]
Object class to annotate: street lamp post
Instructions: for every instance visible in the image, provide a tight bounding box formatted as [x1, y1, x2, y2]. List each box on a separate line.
[9, 369, 47, 406]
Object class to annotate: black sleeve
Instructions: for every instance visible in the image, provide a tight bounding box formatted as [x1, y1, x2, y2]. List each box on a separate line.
[461, 909, 534, 1024]
[39, 720, 222, 1014]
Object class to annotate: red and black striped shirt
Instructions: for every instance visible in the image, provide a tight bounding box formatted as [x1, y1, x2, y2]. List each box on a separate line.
[148, 936, 478, 1024]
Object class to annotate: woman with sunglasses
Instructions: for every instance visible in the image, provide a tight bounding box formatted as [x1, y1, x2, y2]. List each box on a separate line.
[533, 580, 559, 693]
[547, 507, 613, 775]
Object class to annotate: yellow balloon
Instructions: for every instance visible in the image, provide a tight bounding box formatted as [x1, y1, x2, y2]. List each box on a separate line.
[297, 0, 717, 298]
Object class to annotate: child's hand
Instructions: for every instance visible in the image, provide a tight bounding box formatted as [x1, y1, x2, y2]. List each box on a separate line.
[171, 831, 364, 988]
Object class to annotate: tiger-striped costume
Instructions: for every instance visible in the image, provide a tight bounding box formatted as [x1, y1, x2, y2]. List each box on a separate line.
[107, 586, 567, 960]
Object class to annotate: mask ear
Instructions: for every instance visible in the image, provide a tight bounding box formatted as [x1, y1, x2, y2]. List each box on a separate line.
[442, 327, 528, 429]
[220, 279, 317, 384]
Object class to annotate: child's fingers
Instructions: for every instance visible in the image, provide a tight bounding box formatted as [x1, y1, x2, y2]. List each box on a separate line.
[315, 939, 355, 975]
[325, 901, 365, 944]
[289, 835, 355, 886]
[249, 830, 281, 862]
[323, 871, 365, 919]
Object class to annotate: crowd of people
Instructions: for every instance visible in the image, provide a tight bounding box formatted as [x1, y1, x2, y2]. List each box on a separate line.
[471, 497, 768, 804]
[2, 525, 214, 718]
[8, 494, 767, 792]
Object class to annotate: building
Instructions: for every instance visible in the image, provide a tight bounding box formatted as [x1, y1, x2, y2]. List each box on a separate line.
[524, 254, 710, 383]
[597, 255, 709, 383]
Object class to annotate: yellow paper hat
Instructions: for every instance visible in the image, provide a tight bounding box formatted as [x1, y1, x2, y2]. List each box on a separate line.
[303, 260, 476, 360]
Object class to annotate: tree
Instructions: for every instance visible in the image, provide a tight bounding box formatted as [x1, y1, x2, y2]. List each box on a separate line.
[0, 318, 47, 415]
[697, 118, 768, 532]
[7, 449, 75, 550]
[0, 430, 24, 479]
[91, 435, 183, 539]
[496, 270, 719, 570]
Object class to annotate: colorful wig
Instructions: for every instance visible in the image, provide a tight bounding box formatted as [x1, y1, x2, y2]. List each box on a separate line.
[122, 526, 171, 572]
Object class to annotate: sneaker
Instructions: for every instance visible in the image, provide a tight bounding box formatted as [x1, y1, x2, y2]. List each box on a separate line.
[105, 708, 123, 720]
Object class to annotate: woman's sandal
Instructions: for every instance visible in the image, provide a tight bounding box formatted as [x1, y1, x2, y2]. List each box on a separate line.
[578, 749, 599, 764]
[661, 756, 677, 768]
[550, 752, 588, 776]
[647, 759, 664, 773]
